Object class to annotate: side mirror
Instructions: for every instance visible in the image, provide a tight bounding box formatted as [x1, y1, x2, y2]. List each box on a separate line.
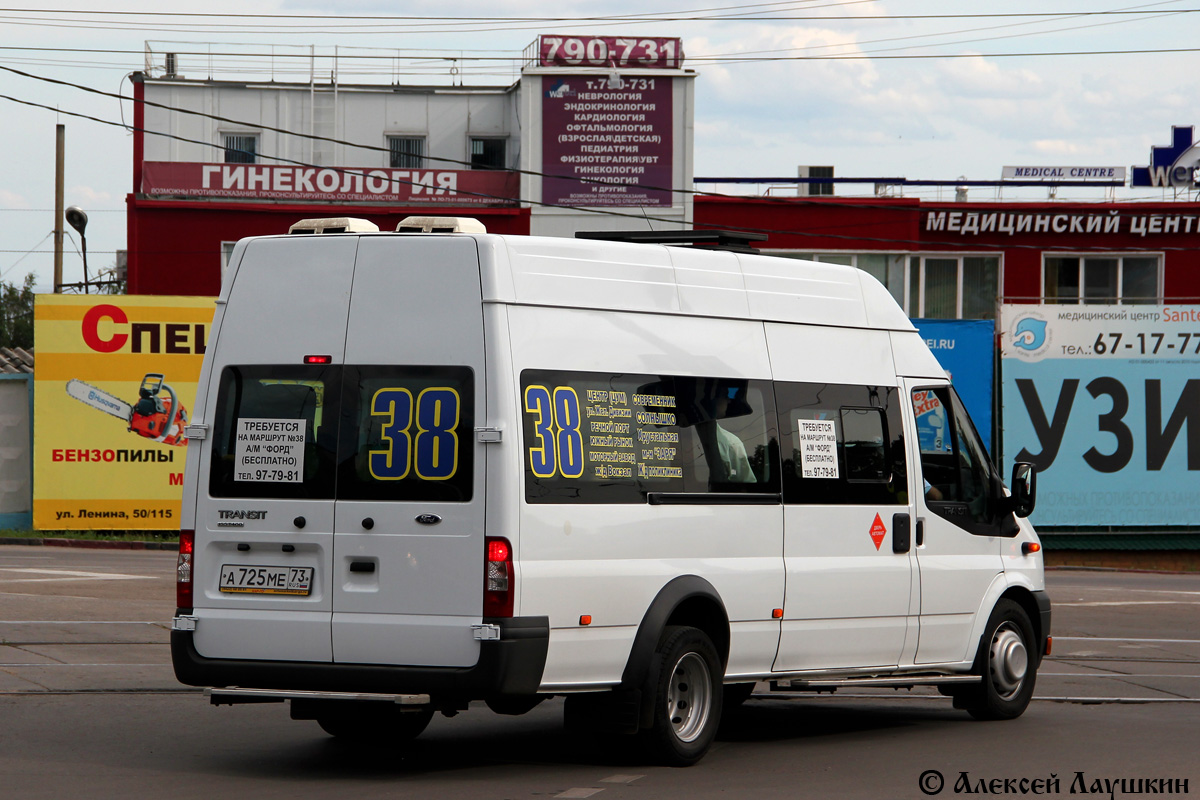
[1009, 462, 1037, 518]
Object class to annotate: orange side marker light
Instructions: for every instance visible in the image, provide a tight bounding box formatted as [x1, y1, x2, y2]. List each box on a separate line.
[579, 615, 592, 626]
[1022, 542, 1041, 555]
[772, 608, 784, 619]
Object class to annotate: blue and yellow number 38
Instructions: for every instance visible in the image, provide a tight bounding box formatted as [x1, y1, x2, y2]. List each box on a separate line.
[524, 385, 584, 479]
[369, 387, 460, 481]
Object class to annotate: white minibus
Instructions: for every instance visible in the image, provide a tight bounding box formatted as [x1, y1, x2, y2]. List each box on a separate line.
[172, 218, 1049, 766]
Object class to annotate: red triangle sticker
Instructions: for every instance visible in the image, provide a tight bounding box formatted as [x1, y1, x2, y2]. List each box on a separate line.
[869, 513, 887, 550]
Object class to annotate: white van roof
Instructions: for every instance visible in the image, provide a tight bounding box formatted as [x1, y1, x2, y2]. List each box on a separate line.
[252, 229, 916, 333]
[478, 234, 916, 333]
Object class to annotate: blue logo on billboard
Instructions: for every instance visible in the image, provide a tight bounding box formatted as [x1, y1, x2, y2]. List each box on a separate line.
[1131, 126, 1200, 188]
[545, 79, 574, 99]
[1012, 316, 1050, 358]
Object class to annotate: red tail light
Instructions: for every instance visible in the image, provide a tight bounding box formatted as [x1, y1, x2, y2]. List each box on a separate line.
[483, 536, 513, 618]
[176, 529, 194, 609]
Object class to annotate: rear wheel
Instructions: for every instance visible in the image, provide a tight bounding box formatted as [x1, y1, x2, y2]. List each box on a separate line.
[316, 706, 434, 742]
[638, 626, 723, 767]
[958, 599, 1038, 721]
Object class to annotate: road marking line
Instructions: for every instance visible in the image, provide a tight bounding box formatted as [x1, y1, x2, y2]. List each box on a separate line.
[600, 775, 644, 784]
[0, 621, 163, 624]
[1054, 601, 1200, 607]
[1128, 589, 1200, 596]
[556, 790, 604, 799]
[0, 663, 172, 667]
[1054, 636, 1200, 644]
[0, 578, 160, 585]
[1037, 696, 1200, 704]
[1042, 673, 1200, 679]
[786, 693, 1200, 704]
[0, 568, 155, 581]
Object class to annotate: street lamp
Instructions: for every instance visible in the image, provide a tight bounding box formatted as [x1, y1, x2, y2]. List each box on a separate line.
[65, 205, 89, 294]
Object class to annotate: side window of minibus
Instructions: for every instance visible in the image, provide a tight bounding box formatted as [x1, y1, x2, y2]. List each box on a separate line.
[911, 386, 998, 530]
[777, 382, 908, 505]
[668, 377, 777, 490]
[519, 370, 779, 503]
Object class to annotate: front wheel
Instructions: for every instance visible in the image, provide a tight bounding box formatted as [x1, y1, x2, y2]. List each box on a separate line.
[638, 626, 723, 767]
[959, 599, 1038, 721]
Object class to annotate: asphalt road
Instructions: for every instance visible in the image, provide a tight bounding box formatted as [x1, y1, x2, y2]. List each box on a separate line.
[1, 544, 1197, 799]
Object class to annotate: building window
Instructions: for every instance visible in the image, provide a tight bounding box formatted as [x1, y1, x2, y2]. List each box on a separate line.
[388, 136, 425, 169]
[470, 138, 506, 170]
[223, 134, 258, 164]
[908, 255, 1000, 320]
[1043, 255, 1160, 305]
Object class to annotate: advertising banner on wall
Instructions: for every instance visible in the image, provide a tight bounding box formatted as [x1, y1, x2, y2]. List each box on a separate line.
[913, 319, 995, 454]
[541, 74, 673, 207]
[33, 296, 213, 529]
[141, 163, 520, 205]
[1000, 304, 1200, 527]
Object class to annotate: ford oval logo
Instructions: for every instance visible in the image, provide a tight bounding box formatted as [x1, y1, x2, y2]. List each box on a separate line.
[415, 514, 442, 525]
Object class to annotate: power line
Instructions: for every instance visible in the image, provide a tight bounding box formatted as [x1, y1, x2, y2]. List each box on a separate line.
[2, 65, 1188, 234]
[2, 66, 1195, 255]
[1, 6, 1197, 20]
[3, 44, 1197, 67]
[0, 231, 52, 279]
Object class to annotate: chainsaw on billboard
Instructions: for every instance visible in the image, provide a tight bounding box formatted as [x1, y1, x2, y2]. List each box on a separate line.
[66, 373, 189, 446]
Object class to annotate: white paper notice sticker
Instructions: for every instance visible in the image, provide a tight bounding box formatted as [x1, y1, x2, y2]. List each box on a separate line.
[234, 418, 305, 482]
[798, 419, 839, 479]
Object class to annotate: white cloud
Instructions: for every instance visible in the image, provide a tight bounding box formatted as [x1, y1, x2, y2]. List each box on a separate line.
[67, 186, 118, 207]
[935, 54, 1044, 99]
[0, 189, 31, 209]
[1032, 139, 1082, 156]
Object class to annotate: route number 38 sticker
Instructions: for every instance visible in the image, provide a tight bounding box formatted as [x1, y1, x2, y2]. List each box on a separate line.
[235, 418, 305, 483]
[368, 387, 461, 481]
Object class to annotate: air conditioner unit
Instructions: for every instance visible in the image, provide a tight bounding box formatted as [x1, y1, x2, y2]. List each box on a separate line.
[396, 216, 487, 234]
[287, 218, 379, 235]
[798, 165, 834, 197]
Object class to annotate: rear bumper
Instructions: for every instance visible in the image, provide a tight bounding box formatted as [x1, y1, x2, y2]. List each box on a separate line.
[171, 615, 549, 698]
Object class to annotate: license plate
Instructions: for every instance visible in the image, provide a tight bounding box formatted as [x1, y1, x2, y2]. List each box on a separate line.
[219, 565, 313, 596]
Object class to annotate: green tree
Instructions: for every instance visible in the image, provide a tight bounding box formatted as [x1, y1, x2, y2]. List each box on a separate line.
[0, 273, 36, 350]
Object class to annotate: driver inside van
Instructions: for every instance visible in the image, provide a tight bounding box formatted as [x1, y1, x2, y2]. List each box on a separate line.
[683, 381, 755, 484]
[702, 388, 755, 483]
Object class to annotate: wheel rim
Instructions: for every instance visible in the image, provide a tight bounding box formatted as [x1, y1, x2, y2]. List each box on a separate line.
[989, 622, 1029, 699]
[666, 652, 713, 743]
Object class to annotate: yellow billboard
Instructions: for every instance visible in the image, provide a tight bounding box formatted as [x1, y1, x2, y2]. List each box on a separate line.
[33, 295, 214, 529]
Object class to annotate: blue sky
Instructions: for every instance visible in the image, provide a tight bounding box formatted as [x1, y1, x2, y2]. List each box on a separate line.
[1, 0, 1196, 293]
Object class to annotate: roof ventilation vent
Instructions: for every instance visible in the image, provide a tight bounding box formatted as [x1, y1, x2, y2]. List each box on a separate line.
[287, 218, 379, 235]
[396, 216, 487, 234]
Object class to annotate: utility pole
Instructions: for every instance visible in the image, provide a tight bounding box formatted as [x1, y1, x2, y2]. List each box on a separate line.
[54, 123, 64, 293]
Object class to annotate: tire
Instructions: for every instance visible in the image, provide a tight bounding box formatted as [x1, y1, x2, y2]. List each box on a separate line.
[959, 599, 1038, 721]
[316, 706, 434, 742]
[723, 682, 757, 709]
[637, 626, 723, 767]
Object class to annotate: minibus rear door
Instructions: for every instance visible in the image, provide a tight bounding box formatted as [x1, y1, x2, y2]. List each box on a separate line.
[331, 235, 487, 667]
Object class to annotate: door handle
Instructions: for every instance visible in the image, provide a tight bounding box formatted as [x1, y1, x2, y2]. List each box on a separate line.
[916, 518, 925, 547]
[892, 513, 911, 554]
[349, 561, 376, 574]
